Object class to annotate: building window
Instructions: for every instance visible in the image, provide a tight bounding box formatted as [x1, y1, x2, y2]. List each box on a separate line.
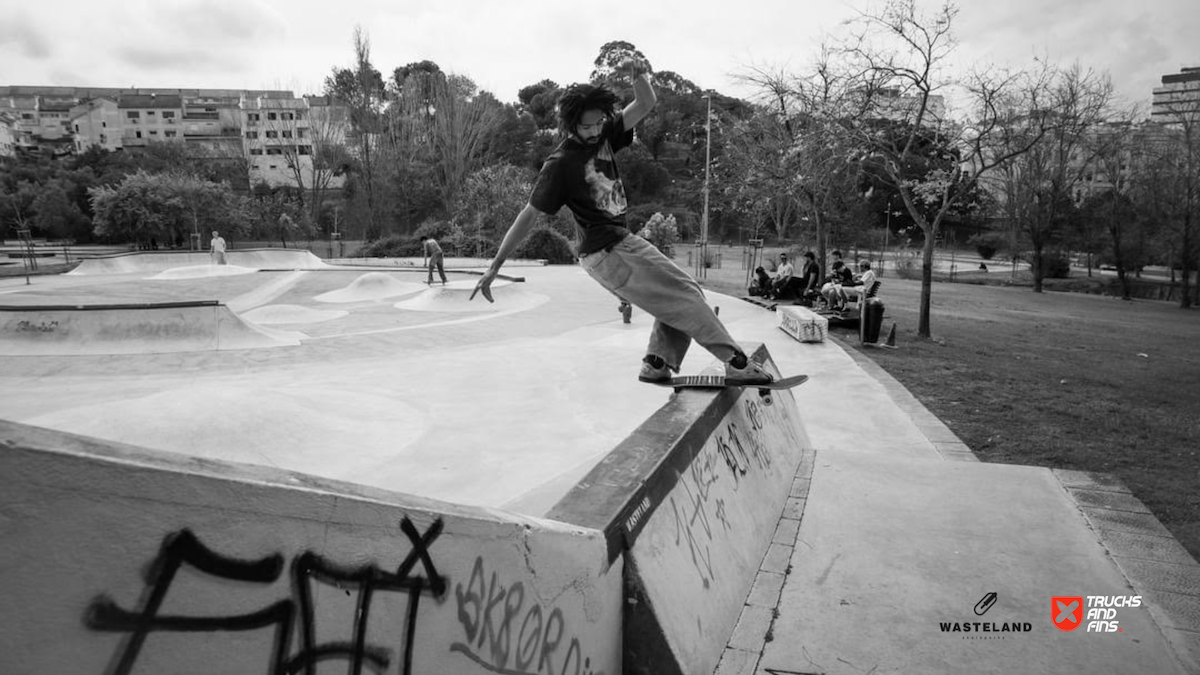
[250, 148, 263, 155]
[282, 130, 292, 138]
[298, 145, 311, 155]
[248, 113, 260, 121]
[147, 110, 156, 116]
[267, 148, 283, 155]
[245, 131, 258, 139]
[162, 111, 175, 119]
[296, 128, 305, 138]
[102, 121, 106, 127]
[268, 112, 277, 120]
[149, 130, 158, 136]
[135, 131, 142, 139]
[265, 130, 278, 138]
[165, 131, 176, 138]
[127, 111, 140, 119]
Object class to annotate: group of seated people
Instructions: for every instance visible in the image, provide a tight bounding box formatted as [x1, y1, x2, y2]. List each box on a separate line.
[749, 249, 878, 311]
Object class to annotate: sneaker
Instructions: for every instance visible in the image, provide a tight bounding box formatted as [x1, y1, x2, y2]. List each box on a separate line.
[726, 358, 773, 385]
[638, 358, 672, 383]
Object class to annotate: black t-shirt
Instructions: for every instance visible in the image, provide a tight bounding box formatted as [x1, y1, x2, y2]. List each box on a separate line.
[529, 113, 635, 255]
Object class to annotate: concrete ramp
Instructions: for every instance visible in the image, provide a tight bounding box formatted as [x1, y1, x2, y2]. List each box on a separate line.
[67, 249, 330, 275]
[0, 301, 302, 355]
[548, 344, 810, 675]
[0, 418, 623, 675]
[393, 279, 546, 313]
[314, 272, 426, 303]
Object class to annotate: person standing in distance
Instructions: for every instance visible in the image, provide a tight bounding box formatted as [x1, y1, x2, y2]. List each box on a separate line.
[421, 235, 448, 285]
[470, 56, 772, 385]
[210, 230, 227, 265]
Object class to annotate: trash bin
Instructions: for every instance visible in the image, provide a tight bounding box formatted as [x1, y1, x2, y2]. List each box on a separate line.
[861, 297, 885, 343]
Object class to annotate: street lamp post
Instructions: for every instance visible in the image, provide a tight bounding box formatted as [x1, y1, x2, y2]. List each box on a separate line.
[696, 93, 713, 279]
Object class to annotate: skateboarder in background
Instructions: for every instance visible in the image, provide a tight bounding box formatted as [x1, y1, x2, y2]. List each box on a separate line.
[209, 231, 227, 265]
[470, 54, 771, 386]
[421, 236, 447, 285]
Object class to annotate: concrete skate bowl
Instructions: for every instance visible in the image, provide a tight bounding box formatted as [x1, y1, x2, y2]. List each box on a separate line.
[66, 248, 331, 276]
[0, 342, 809, 674]
[0, 300, 301, 356]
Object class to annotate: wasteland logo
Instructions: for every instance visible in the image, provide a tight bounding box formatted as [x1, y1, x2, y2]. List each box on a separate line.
[939, 593, 1033, 638]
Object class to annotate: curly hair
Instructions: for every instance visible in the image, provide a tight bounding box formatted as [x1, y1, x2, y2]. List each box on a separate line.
[555, 83, 620, 136]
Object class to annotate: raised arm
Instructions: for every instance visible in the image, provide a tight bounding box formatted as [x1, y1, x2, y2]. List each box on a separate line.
[620, 58, 657, 129]
[469, 203, 544, 302]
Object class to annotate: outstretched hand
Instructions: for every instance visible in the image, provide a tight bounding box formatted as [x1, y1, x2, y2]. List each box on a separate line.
[469, 269, 497, 303]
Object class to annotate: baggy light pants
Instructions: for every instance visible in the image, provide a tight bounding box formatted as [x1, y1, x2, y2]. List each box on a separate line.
[427, 252, 447, 283]
[579, 234, 740, 371]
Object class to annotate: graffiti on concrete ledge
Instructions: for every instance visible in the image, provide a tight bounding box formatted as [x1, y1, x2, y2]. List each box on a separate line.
[85, 517, 445, 675]
[452, 555, 602, 675]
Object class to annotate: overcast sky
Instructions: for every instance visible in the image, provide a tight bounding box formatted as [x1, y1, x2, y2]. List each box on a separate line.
[1, 0, 1195, 112]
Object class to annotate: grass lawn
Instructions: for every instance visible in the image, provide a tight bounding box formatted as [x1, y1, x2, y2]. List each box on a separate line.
[694, 254, 1200, 563]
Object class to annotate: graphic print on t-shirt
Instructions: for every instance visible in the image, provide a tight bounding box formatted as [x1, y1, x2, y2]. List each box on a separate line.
[583, 141, 627, 217]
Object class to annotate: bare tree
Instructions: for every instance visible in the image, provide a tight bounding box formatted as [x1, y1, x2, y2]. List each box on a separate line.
[999, 64, 1113, 292]
[428, 76, 506, 211]
[834, 0, 1049, 336]
[1150, 93, 1200, 307]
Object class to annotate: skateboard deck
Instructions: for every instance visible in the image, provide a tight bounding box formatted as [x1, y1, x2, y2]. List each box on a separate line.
[653, 373, 808, 406]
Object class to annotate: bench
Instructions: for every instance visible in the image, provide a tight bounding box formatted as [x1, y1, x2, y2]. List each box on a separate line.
[777, 305, 828, 343]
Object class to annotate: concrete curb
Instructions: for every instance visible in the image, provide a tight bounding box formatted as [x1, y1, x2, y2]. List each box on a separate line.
[714, 446, 817, 675]
[1055, 469, 1200, 673]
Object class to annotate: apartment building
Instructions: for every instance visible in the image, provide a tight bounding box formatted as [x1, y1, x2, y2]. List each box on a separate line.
[1, 86, 351, 190]
[0, 111, 16, 156]
[69, 97, 122, 152]
[242, 95, 312, 187]
[1151, 66, 1200, 125]
[117, 94, 184, 148]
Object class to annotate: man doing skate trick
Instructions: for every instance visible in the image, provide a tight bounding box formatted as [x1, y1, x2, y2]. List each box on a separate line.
[470, 55, 771, 386]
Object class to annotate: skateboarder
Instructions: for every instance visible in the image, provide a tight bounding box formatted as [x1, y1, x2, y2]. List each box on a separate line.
[470, 55, 771, 386]
[421, 236, 447, 285]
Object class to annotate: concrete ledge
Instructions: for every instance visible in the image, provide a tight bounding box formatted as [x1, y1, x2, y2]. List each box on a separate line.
[548, 343, 812, 675]
[0, 418, 623, 675]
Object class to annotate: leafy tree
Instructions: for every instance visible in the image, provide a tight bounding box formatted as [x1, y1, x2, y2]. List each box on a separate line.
[517, 79, 561, 130]
[324, 26, 387, 239]
[638, 212, 680, 253]
[452, 162, 533, 256]
[89, 170, 250, 246]
[31, 180, 89, 241]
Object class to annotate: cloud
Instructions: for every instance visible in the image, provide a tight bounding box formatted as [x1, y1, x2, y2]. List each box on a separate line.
[0, 13, 53, 59]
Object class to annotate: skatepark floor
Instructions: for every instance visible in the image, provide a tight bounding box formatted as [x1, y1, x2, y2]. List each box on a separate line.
[1, 253, 1198, 674]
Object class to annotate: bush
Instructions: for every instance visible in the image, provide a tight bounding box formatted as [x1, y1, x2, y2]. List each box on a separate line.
[967, 232, 1006, 260]
[354, 234, 422, 257]
[514, 226, 576, 264]
[1043, 253, 1071, 279]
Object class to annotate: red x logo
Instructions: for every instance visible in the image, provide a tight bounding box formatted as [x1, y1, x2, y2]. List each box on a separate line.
[1053, 596, 1084, 631]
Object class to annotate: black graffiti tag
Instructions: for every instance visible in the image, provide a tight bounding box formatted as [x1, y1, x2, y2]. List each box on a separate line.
[452, 555, 600, 675]
[85, 517, 445, 675]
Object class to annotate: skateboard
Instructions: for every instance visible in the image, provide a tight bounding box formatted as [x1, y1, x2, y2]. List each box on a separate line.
[652, 373, 808, 406]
